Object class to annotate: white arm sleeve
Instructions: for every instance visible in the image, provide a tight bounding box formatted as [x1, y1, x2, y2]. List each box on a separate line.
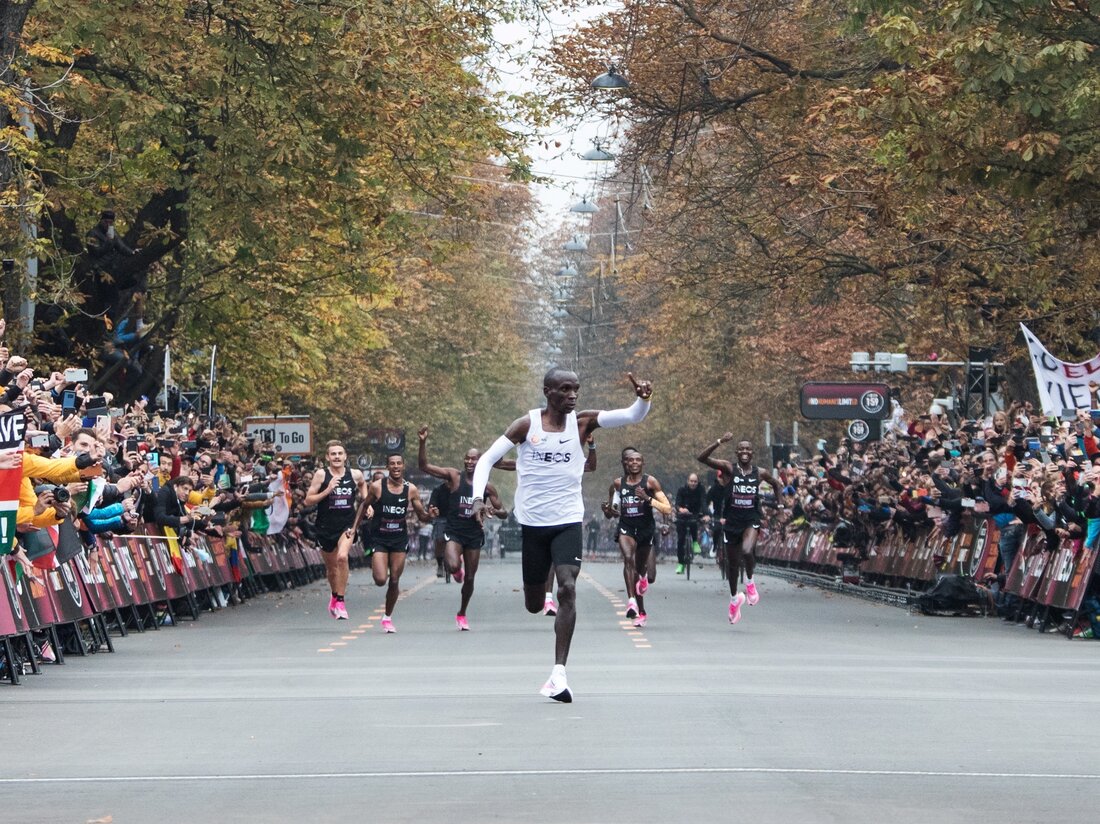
[596, 397, 651, 429]
[472, 435, 515, 499]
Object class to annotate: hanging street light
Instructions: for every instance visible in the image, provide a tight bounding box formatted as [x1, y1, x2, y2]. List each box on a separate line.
[592, 63, 629, 90]
[581, 142, 615, 162]
[562, 235, 588, 252]
[569, 197, 598, 214]
[556, 262, 579, 278]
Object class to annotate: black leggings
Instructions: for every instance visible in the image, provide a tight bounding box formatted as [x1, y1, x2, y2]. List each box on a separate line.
[675, 520, 699, 564]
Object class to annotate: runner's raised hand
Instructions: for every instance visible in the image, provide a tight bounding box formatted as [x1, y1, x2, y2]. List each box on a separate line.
[626, 372, 652, 400]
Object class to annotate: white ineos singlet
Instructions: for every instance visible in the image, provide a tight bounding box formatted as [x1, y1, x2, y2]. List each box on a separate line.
[513, 409, 587, 526]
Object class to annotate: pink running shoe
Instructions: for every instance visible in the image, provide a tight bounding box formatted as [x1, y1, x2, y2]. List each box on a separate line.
[334, 601, 349, 620]
[728, 593, 747, 625]
[544, 598, 557, 617]
[456, 614, 470, 631]
[633, 612, 647, 628]
[636, 574, 649, 596]
[381, 617, 396, 633]
[745, 581, 759, 606]
[328, 596, 338, 617]
[452, 566, 464, 584]
[625, 598, 638, 619]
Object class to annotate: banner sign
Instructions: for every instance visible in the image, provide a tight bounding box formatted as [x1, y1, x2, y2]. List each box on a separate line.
[800, 383, 890, 421]
[0, 410, 26, 554]
[243, 416, 313, 456]
[1021, 323, 1100, 415]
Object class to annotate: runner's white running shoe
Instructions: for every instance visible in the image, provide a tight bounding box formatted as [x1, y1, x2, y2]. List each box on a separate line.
[540, 669, 572, 703]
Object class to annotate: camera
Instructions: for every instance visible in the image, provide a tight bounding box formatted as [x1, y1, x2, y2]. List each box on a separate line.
[63, 368, 89, 383]
[34, 484, 70, 503]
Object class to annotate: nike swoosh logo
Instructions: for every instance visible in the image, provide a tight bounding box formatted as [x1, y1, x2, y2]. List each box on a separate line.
[559, 438, 572, 444]
[574, 557, 582, 562]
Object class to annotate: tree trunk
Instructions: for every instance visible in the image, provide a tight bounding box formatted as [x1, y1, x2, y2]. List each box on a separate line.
[0, 0, 37, 336]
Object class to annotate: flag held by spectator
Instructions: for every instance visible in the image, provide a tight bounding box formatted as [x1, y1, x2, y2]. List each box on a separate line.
[1020, 324, 1100, 415]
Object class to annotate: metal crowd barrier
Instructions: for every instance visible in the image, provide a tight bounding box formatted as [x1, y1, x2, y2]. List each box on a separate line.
[0, 525, 345, 684]
[755, 517, 1098, 637]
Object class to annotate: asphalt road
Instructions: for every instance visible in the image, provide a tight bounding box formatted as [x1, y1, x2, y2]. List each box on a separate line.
[3, 556, 1098, 823]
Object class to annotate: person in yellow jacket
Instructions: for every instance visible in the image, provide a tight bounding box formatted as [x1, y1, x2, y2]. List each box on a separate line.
[18, 451, 103, 529]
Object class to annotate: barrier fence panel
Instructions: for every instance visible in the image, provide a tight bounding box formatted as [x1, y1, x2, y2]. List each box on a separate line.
[1040, 540, 1099, 613]
[48, 560, 98, 625]
[3, 526, 329, 683]
[111, 537, 154, 607]
[1, 561, 28, 634]
[74, 551, 119, 616]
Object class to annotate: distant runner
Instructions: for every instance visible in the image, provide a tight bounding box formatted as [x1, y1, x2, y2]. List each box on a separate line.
[697, 435, 780, 625]
[601, 447, 671, 627]
[417, 426, 507, 630]
[355, 454, 431, 633]
[303, 440, 367, 621]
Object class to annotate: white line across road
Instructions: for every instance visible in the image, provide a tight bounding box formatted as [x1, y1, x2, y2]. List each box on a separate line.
[2, 767, 1099, 785]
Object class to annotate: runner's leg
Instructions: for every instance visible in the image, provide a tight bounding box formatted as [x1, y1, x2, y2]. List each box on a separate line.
[742, 527, 758, 579]
[618, 532, 638, 596]
[458, 547, 480, 617]
[543, 566, 557, 614]
[445, 539, 463, 576]
[553, 563, 579, 665]
[385, 551, 406, 616]
[322, 549, 340, 595]
[633, 540, 653, 615]
[727, 532, 743, 597]
[372, 549, 388, 587]
[334, 535, 350, 597]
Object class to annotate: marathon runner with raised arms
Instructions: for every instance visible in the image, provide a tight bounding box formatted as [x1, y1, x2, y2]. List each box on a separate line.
[697, 434, 781, 625]
[417, 426, 508, 630]
[471, 369, 653, 702]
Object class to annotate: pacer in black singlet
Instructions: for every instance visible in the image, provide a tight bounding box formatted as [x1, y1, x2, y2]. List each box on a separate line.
[697, 435, 781, 625]
[304, 441, 367, 621]
[315, 467, 357, 551]
[601, 447, 671, 628]
[417, 427, 507, 630]
[361, 453, 431, 633]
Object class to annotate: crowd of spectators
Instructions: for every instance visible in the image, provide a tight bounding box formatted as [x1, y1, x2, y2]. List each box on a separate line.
[0, 315, 338, 641]
[762, 388, 1100, 629]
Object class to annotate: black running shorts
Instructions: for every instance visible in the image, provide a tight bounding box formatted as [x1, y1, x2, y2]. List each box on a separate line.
[316, 528, 349, 554]
[724, 522, 760, 542]
[444, 530, 485, 551]
[371, 534, 408, 553]
[617, 522, 654, 547]
[520, 522, 583, 586]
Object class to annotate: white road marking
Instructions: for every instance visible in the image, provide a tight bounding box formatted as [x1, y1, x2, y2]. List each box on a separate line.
[2, 767, 1098, 784]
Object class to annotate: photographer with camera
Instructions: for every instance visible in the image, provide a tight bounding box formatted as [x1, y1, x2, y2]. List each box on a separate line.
[18, 432, 103, 529]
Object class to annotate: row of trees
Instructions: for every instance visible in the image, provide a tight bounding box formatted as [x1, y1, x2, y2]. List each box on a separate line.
[0, 0, 545, 450]
[544, 0, 1100, 476]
